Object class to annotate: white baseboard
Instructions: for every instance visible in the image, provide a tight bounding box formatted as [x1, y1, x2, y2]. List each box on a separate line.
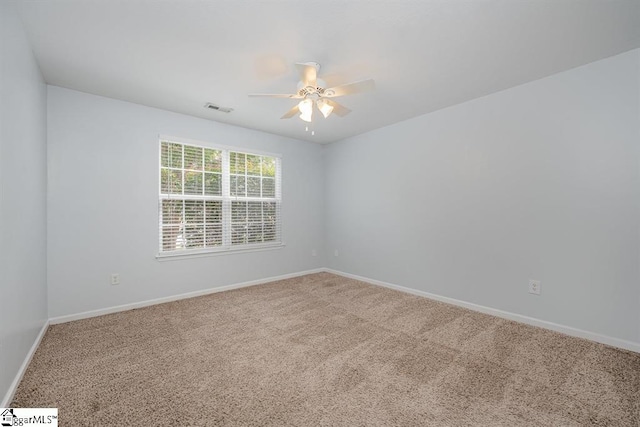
[2, 320, 49, 407]
[325, 268, 640, 354]
[49, 268, 326, 325]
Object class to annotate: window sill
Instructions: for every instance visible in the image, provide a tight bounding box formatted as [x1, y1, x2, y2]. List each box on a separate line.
[156, 242, 285, 261]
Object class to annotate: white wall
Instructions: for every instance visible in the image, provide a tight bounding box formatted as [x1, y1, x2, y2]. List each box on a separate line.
[325, 49, 640, 344]
[0, 2, 48, 402]
[47, 86, 325, 318]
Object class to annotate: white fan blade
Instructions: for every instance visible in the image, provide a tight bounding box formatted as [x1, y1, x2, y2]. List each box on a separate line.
[324, 99, 351, 117]
[295, 62, 317, 87]
[248, 93, 302, 98]
[280, 104, 300, 119]
[324, 79, 375, 97]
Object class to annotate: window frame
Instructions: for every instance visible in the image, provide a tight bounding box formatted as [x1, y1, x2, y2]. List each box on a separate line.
[156, 135, 283, 260]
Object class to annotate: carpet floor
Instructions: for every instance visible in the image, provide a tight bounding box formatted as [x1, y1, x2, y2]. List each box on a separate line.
[12, 273, 640, 426]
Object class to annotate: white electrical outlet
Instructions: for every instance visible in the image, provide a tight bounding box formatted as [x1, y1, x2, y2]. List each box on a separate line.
[528, 279, 540, 295]
[334, 249, 339, 257]
[111, 273, 120, 286]
[311, 249, 317, 257]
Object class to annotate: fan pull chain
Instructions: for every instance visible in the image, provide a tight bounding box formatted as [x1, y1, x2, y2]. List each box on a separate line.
[304, 124, 316, 136]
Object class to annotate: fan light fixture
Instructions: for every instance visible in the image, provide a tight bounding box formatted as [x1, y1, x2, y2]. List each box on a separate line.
[317, 98, 334, 119]
[298, 99, 313, 122]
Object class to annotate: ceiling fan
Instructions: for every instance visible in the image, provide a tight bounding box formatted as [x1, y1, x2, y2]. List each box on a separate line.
[249, 62, 375, 123]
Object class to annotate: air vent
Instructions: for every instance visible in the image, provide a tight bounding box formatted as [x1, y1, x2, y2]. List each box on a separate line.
[204, 103, 233, 113]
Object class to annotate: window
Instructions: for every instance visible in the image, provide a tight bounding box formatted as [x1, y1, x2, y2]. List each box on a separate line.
[158, 138, 281, 256]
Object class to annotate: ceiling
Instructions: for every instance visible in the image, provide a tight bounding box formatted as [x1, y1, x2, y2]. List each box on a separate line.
[15, 0, 640, 144]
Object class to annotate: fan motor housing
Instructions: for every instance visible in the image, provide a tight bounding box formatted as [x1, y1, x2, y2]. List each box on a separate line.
[297, 78, 327, 98]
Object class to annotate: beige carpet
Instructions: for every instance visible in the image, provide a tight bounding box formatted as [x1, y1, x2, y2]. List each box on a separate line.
[12, 273, 640, 426]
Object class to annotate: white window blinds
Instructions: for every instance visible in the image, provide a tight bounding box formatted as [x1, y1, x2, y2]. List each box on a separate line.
[159, 139, 281, 255]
